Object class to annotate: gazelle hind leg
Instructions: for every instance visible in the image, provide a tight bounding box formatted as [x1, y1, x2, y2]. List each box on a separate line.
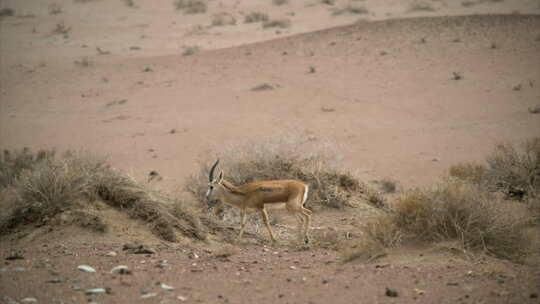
[260, 208, 277, 243]
[300, 207, 312, 244]
[295, 214, 305, 242]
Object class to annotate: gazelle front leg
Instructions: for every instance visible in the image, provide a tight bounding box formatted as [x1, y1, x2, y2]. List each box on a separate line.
[235, 208, 248, 241]
[260, 208, 277, 243]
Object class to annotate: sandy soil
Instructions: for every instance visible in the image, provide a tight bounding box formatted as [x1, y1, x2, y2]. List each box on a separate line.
[1, 0, 540, 303]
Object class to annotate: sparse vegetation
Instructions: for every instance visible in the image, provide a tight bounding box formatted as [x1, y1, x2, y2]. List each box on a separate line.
[244, 12, 269, 24]
[379, 178, 398, 193]
[332, 5, 369, 16]
[449, 162, 487, 184]
[53, 22, 71, 36]
[262, 19, 291, 29]
[0, 149, 213, 242]
[212, 12, 236, 26]
[461, 1, 476, 7]
[484, 138, 540, 200]
[272, 0, 288, 6]
[174, 0, 207, 14]
[74, 57, 91, 67]
[409, 2, 436, 12]
[391, 180, 532, 261]
[182, 46, 199, 56]
[251, 83, 275, 91]
[49, 3, 63, 15]
[452, 71, 463, 80]
[123, 0, 136, 7]
[0, 7, 15, 17]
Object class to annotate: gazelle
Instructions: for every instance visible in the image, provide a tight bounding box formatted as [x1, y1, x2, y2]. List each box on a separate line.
[205, 159, 312, 244]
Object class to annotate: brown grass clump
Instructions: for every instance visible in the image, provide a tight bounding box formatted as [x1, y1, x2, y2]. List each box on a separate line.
[485, 137, 540, 200]
[211, 12, 236, 26]
[244, 12, 269, 23]
[174, 0, 207, 14]
[185, 136, 374, 210]
[448, 162, 487, 184]
[0, 149, 211, 242]
[262, 19, 291, 29]
[391, 180, 532, 261]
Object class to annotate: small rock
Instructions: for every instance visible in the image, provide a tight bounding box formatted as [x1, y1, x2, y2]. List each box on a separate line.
[289, 266, 296, 270]
[141, 292, 157, 299]
[385, 288, 398, 297]
[414, 288, 425, 295]
[160, 283, 174, 291]
[85, 288, 106, 295]
[177, 295, 188, 301]
[111, 265, 131, 275]
[105, 251, 117, 257]
[20, 298, 38, 303]
[46, 278, 65, 283]
[157, 263, 170, 269]
[77, 265, 96, 273]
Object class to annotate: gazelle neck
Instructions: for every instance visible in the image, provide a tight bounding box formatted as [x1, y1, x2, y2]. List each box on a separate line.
[219, 180, 246, 207]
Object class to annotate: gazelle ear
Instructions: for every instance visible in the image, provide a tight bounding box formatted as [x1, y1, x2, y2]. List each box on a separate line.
[218, 171, 223, 182]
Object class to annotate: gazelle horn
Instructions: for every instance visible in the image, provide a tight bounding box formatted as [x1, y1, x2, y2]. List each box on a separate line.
[209, 159, 220, 182]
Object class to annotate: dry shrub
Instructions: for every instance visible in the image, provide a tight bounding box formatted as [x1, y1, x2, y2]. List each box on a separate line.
[272, 0, 288, 5]
[363, 215, 402, 247]
[211, 12, 236, 26]
[244, 12, 269, 23]
[0, 148, 56, 188]
[185, 136, 372, 210]
[485, 137, 540, 200]
[332, 5, 369, 16]
[449, 162, 487, 184]
[0, 150, 209, 242]
[391, 180, 532, 261]
[262, 19, 290, 29]
[174, 0, 207, 14]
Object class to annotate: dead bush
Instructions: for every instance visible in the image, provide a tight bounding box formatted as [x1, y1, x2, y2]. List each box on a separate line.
[391, 180, 532, 261]
[363, 215, 402, 247]
[0, 150, 209, 242]
[485, 137, 540, 200]
[262, 19, 290, 29]
[448, 162, 487, 185]
[185, 136, 373, 210]
[211, 12, 236, 26]
[244, 12, 269, 23]
[174, 0, 207, 14]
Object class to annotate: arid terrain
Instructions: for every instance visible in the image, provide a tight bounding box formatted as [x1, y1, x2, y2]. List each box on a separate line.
[1, 0, 539, 303]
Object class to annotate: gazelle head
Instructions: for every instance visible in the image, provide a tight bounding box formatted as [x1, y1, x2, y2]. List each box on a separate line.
[205, 159, 223, 209]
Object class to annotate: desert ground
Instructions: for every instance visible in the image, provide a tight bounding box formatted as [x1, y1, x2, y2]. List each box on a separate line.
[1, 0, 540, 303]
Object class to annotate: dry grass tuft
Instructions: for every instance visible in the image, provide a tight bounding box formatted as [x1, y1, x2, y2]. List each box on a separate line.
[212, 12, 236, 26]
[262, 19, 291, 29]
[484, 137, 540, 200]
[244, 12, 269, 23]
[174, 0, 207, 14]
[0, 149, 212, 242]
[448, 162, 487, 185]
[391, 180, 533, 261]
